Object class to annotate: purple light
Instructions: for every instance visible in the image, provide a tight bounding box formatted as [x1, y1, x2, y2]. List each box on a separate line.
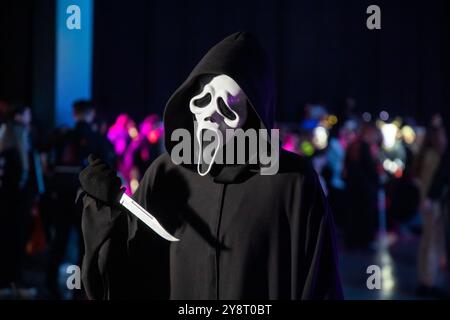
[227, 95, 240, 106]
[379, 110, 389, 121]
[362, 112, 372, 122]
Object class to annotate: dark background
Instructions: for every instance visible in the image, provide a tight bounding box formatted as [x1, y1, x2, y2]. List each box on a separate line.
[1, 0, 449, 131]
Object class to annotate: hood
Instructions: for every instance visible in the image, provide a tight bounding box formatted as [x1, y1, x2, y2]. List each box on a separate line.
[163, 31, 276, 154]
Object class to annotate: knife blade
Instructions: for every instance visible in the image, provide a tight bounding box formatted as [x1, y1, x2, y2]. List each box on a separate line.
[119, 193, 179, 242]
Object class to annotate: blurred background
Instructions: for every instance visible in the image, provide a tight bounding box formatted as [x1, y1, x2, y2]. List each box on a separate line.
[1, 0, 450, 300]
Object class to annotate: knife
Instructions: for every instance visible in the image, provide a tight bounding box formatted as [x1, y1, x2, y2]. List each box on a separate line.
[119, 193, 179, 242]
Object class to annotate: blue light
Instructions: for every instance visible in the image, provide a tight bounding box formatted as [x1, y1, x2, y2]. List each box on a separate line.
[55, 0, 93, 127]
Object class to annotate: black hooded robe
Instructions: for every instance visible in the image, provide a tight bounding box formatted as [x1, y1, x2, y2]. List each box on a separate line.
[81, 32, 343, 300]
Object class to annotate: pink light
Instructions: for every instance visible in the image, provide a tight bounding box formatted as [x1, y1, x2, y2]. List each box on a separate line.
[282, 134, 296, 152]
[147, 130, 159, 144]
[282, 141, 295, 152]
[141, 122, 152, 135]
[115, 139, 127, 155]
[118, 114, 128, 124]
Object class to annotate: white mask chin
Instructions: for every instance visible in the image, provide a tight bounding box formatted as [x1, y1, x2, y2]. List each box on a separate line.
[189, 74, 248, 176]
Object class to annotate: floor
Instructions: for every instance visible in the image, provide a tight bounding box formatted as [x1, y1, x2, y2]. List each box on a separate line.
[339, 233, 450, 300]
[1, 230, 449, 300]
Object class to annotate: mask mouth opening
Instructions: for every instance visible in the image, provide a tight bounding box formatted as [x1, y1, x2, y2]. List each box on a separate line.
[192, 99, 266, 176]
[196, 127, 222, 176]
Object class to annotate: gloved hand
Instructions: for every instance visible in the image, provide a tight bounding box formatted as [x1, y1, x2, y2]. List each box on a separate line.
[79, 154, 123, 206]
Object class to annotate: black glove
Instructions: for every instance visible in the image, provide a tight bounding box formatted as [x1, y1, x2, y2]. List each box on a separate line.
[79, 154, 123, 205]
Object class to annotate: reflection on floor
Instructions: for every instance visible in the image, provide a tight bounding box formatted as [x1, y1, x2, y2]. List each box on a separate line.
[339, 233, 450, 300]
[2, 231, 449, 300]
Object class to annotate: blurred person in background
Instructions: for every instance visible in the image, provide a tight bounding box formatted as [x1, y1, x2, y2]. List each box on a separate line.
[43, 100, 115, 298]
[415, 115, 448, 298]
[323, 121, 356, 228]
[122, 115, 164, 194]
[132, 115, 164, 178]
[0, 100, 30, 290]
[342, 122, 381, 249]
[386, 122, 421, 233]
[69, 100, 116, 168]
[106, 114, 136, 190]
[13, 104, 45, 245]
[427, 146, 450, 276]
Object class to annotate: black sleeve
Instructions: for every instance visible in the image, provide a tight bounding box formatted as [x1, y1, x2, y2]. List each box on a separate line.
[80, 191, 131, 299]
[291, 168, 343, 300]
[80, 162, 170, 299]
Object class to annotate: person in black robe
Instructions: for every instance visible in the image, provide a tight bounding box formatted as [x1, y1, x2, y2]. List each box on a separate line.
[79, 32, 342, 300]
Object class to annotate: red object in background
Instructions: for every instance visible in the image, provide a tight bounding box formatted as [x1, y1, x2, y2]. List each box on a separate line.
[26, 204, 46, 256]
[394, 169, 403, 178]
[147, 130, 159, 144]
[140, 148, 149, 162]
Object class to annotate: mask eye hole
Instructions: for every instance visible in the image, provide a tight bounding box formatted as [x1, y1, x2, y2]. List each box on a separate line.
[217, 98, 236, 121]
[193, 93, 212, 108]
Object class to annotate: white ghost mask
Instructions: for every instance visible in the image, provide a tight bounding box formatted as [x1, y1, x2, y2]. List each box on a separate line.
[189, 74, 248, 176]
